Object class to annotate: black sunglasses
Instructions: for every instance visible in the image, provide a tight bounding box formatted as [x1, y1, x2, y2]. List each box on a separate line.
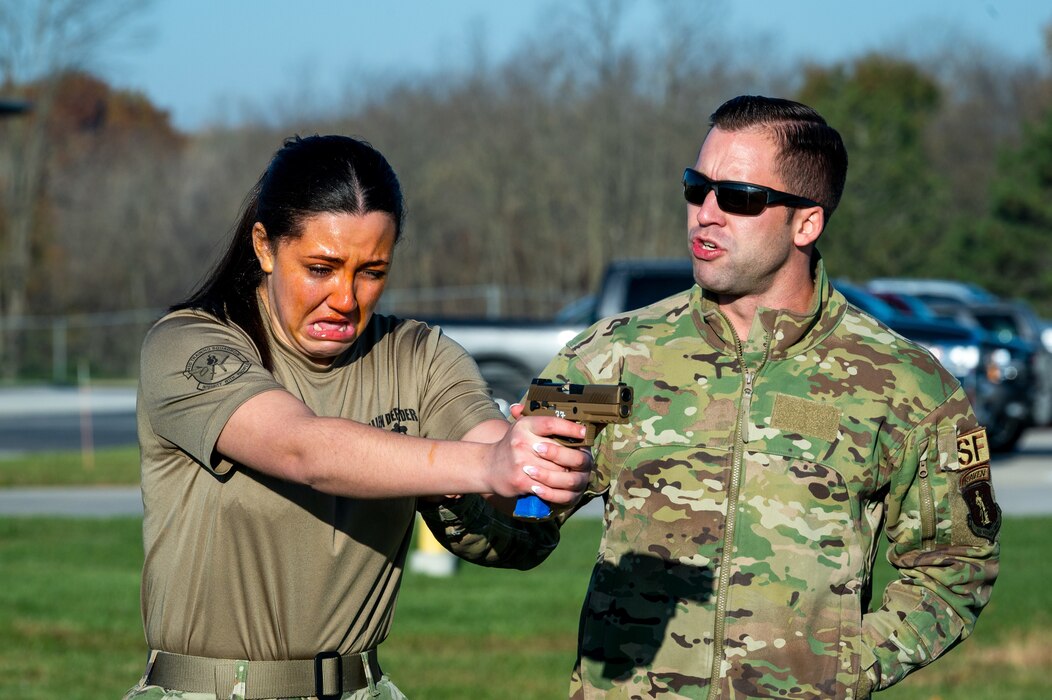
[682, 168, 821, 216]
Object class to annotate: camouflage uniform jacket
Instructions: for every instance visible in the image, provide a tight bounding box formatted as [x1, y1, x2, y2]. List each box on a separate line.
[426, 261, 1000, 700]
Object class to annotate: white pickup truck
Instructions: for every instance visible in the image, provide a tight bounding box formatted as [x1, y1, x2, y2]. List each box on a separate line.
[430, 259, 696, 403]
[432, 259, 1031, 451]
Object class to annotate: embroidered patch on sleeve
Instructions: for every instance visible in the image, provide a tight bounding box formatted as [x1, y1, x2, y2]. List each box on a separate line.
[183, 345, 252, 390]
[960, 465, 1001, 541]
[951, 427, 991, 471]
[959, 463, 991, 489]
[954, 427, 1000, 541]
[771, 394, 841, 442]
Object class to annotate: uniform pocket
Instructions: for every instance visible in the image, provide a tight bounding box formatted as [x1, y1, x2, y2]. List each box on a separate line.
[605, 443, 734, 560]
[577, 554, 717, 690]
[722, 453, 862, 698]
[581, 443, 731, 692]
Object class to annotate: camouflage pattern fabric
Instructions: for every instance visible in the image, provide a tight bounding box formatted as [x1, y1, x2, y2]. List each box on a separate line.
[521, 259, 998, 699]
[418, 493, 560, 569]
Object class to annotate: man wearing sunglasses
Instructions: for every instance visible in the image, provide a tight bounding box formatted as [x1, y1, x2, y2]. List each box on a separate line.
[586, 94, 998, 699]
[424, 95, 999, 698]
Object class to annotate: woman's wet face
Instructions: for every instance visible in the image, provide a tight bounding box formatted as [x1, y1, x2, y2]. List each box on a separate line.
[253, 211, 397, 364]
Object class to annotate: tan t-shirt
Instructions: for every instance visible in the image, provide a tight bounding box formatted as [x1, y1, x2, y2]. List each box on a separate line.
[136, 308, 504, 660]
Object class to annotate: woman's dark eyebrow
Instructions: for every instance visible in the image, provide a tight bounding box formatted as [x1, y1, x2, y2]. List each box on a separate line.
[306, 253, 391, 267]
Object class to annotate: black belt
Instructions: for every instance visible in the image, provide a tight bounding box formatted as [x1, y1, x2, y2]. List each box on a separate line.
[144, 648, 382, 699]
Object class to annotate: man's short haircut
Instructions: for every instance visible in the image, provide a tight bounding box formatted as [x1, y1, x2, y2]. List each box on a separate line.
[710, 95, 848, 220]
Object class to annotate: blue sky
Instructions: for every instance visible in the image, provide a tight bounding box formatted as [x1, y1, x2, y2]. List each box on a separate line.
[98, 0, 1052, 132]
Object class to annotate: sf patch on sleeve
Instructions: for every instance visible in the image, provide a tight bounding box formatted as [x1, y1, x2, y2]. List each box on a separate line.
[956, 427, 1001, 542]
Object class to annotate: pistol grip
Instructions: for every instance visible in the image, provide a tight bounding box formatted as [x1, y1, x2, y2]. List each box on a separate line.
[552, 422, 600, 448]
[515, 423, 600, 520]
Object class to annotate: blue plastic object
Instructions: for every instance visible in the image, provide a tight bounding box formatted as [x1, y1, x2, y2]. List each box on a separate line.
[513, 494, 552, 520]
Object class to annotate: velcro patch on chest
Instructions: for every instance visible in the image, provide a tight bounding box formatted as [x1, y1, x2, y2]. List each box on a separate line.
[770, 394, 841, 442]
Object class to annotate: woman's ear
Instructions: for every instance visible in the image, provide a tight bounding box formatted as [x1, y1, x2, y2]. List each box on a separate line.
[793, 206, 825, 248]
[252, 223, 275, 273]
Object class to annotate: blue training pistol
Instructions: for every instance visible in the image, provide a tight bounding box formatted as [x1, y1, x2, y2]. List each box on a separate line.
[513, 378, 633, 520]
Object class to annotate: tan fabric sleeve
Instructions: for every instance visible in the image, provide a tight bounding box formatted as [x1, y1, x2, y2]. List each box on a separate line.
[139, 311, 285, 474]
[413, 328, 506, 440]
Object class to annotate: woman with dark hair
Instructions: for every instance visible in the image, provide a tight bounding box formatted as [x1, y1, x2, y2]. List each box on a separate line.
[123, 135, 588, 700]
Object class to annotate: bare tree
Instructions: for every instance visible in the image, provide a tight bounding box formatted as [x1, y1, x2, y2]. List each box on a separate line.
[0, 0, 151, 379]
[4, 0, 1048, 384]
[922, 37, 1052, 221]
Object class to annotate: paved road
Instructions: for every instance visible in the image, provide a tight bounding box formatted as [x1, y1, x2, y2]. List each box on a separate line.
[0, 485, 143, 517]
[1, 386, 1050, 517]
[0, 385, 137, 456]
[982, 427, 1052, 516]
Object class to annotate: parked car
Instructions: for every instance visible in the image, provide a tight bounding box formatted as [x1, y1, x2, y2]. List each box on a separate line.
[434, 266, 1033, 451]
[866, 278, 1052, 443]
[865, 278, 998, 306]
[836, 281, 1027, 451]
[429, 259, 695, 404]
[834, 280, 901, 319]
[869, 290, 942, 320]
[953, 301, 1052, 428]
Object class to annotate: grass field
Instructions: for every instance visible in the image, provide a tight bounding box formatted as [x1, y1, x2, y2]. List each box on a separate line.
[0, 446, 139, 487]
[0, 450, 1048, 698]
[0, 514, 1048, 699]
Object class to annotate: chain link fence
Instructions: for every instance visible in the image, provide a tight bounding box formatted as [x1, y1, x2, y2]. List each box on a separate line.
[0, 309, 165, 384]
[0, 286, 575, 384]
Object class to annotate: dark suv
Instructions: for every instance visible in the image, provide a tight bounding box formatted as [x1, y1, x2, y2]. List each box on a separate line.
[918, 300, 1048, 451]
[836, 281, 1028, 451]
[957, 301, 1052, 428]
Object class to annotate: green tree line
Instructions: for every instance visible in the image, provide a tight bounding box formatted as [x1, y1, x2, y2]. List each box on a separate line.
[2, 1, 1052, 379]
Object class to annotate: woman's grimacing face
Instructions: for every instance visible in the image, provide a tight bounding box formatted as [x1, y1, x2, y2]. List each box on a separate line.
[253, 211, 397, 365]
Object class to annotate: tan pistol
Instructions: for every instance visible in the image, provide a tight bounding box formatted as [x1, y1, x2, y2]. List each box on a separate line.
[515, 378, 633, 519]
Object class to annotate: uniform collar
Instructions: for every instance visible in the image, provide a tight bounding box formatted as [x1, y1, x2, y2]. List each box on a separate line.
[690, 255, 844, 362]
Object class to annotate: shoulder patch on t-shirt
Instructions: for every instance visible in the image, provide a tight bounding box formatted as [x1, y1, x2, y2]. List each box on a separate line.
[183, 345, 252, 390]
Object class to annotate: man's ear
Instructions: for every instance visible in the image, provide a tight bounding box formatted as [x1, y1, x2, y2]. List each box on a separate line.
[793, 207, 825, 248]
[252, 223, 274, 273]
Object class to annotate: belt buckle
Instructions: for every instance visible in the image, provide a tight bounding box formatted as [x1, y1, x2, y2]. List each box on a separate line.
[314, 650, 342, 700]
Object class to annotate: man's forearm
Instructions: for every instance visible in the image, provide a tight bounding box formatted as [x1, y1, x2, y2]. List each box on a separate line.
[418, 494, 560, 570]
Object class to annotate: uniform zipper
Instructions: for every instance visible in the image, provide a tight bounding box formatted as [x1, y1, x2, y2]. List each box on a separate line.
[707, 352, 753, 698]
[739, 370, 754, 444]
[917, 442, 936, 549]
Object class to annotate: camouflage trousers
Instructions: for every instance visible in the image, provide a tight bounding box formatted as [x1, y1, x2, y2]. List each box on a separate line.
[122, 657, 409, 700]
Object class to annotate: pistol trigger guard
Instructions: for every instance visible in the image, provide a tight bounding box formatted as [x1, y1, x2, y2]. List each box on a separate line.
[554, 436, 593, 448]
